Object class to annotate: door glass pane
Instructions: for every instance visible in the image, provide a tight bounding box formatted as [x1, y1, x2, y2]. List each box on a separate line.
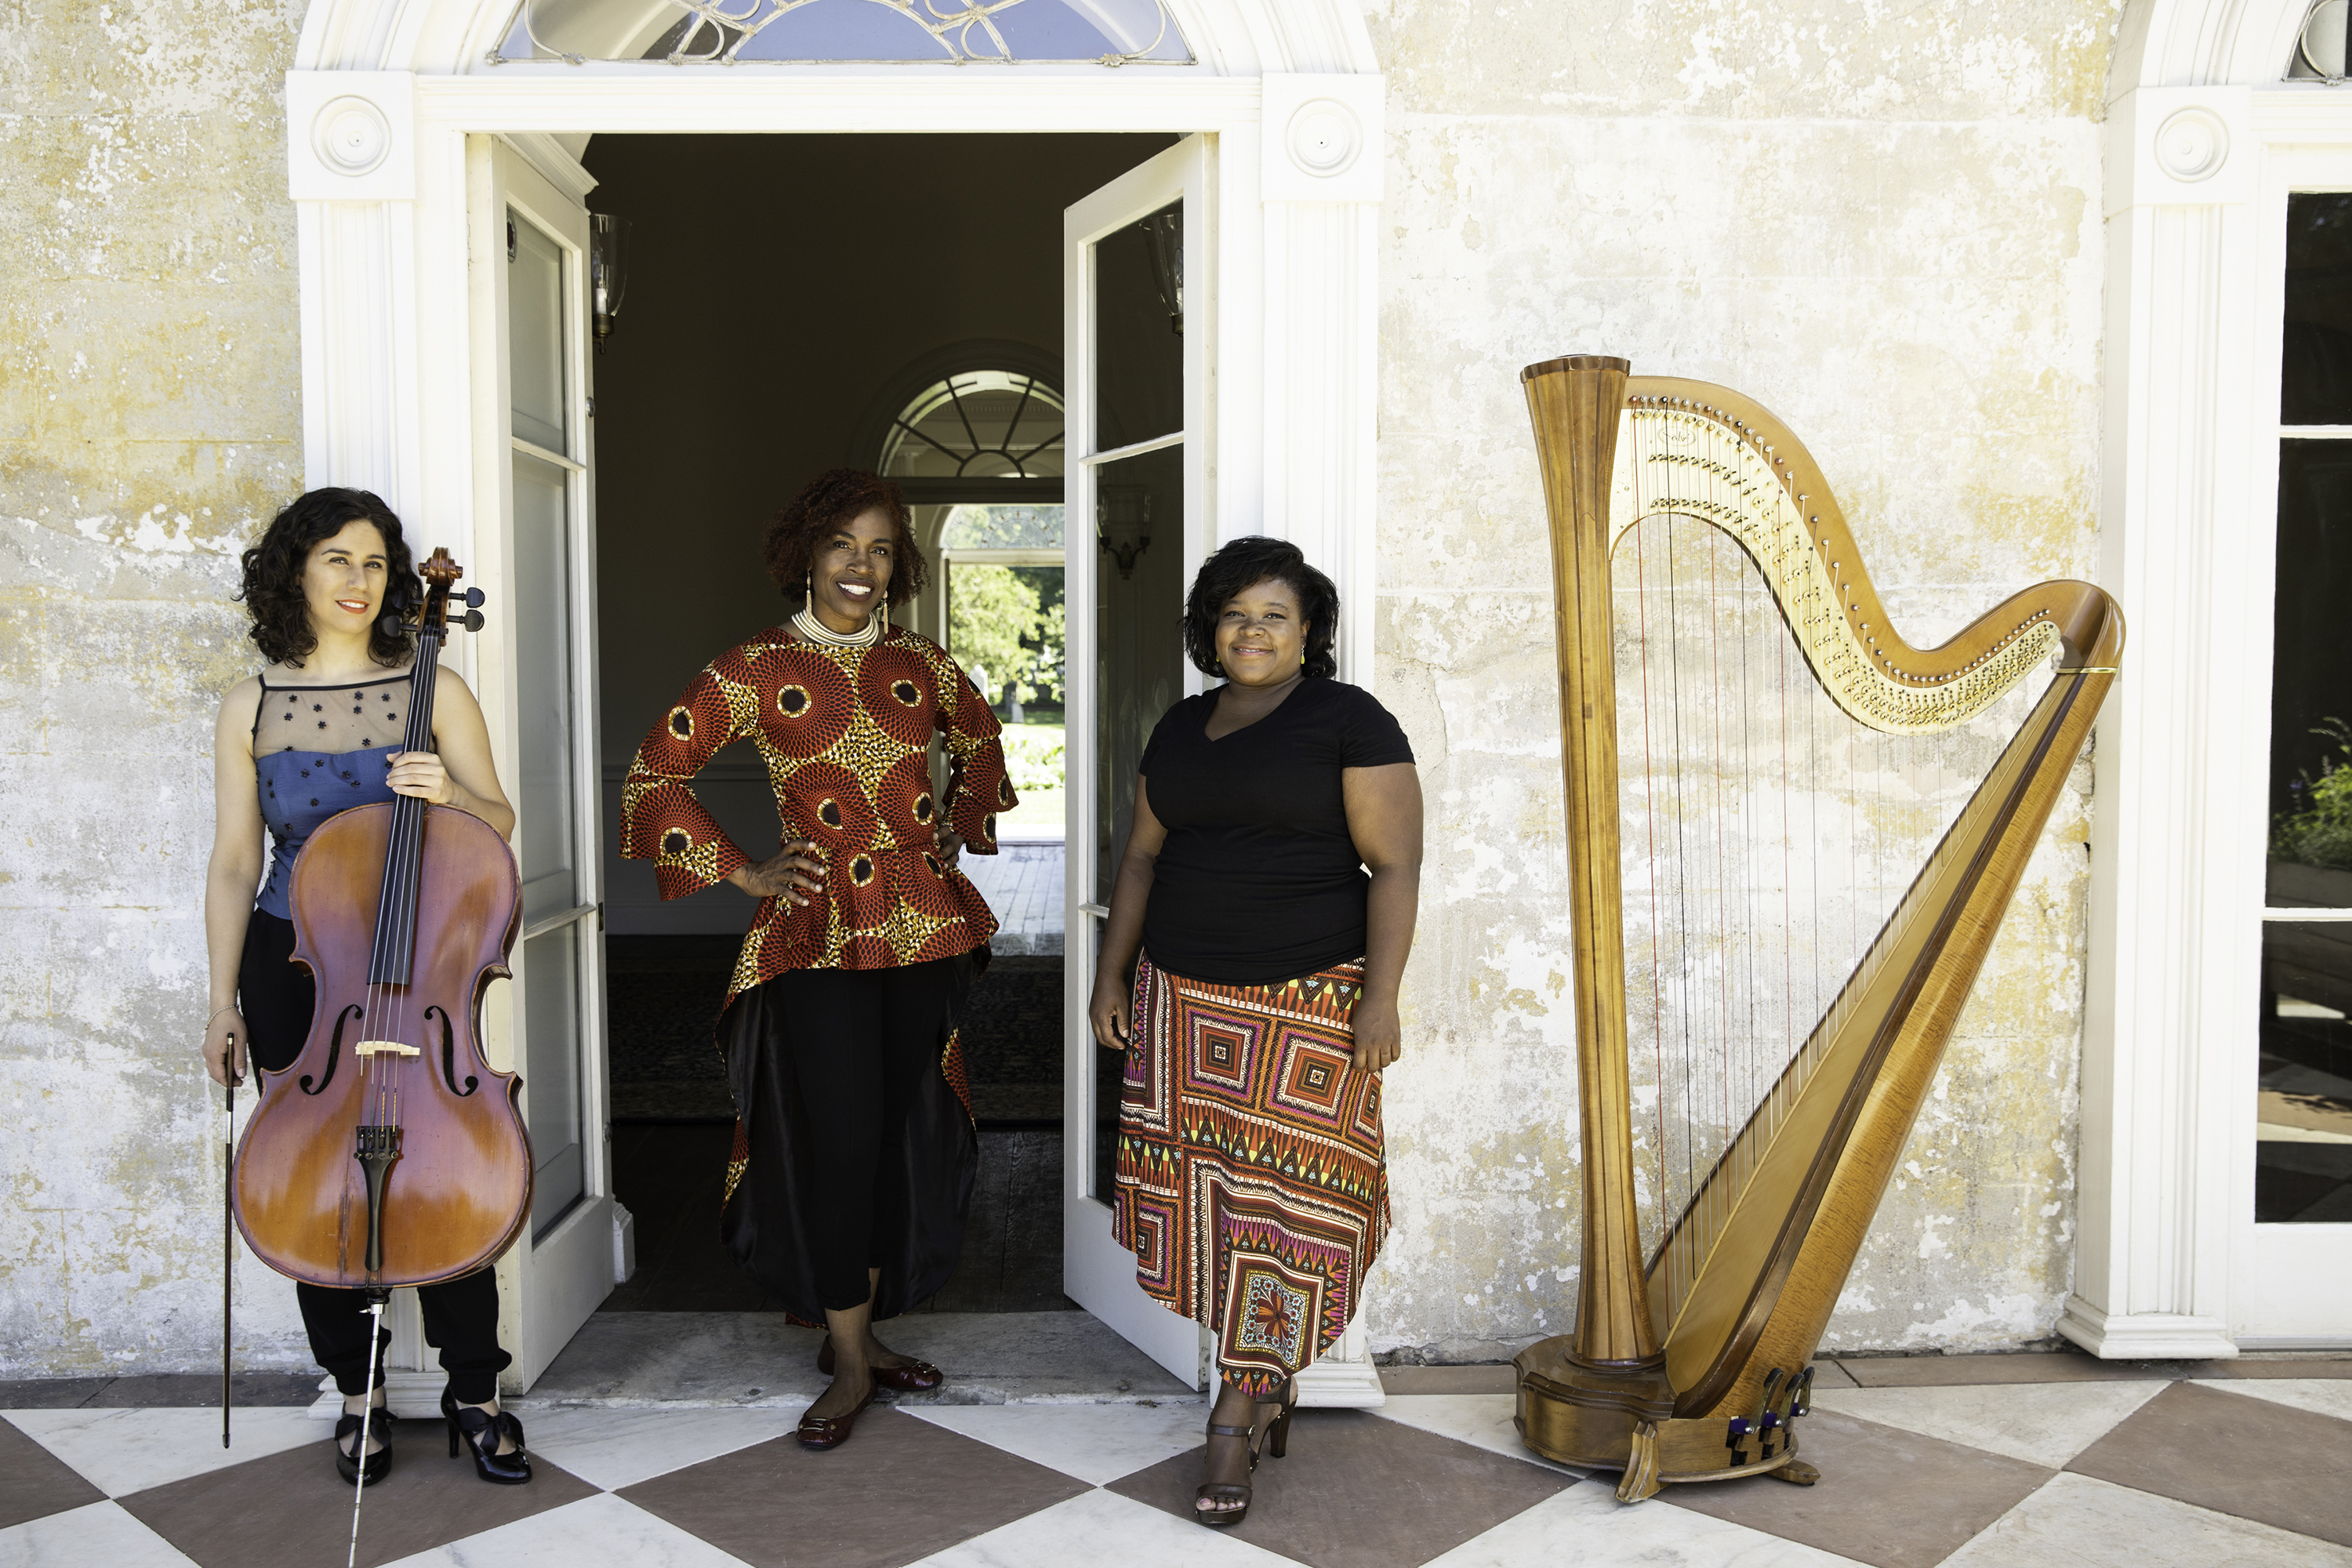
[2282, 193, 2352, 426]
[509, 212, 568, 452]
[2257, 921, 2352, 1223]
[514, 450, 577, 924]
[525, 924, 586, 1236]
[1091, 443, 1181, 1200]
[1094, 200, 1182, 452]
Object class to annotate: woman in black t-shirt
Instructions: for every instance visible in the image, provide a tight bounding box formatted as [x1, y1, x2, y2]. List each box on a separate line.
[1091, 536, 1424, 1530]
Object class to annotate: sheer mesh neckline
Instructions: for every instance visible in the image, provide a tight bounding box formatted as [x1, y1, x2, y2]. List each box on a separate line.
[256, 670, 415, 755]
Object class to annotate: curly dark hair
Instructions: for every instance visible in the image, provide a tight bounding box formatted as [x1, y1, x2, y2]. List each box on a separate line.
[238, 488, 419, 668]
[1182, 535, 1340, 681]
[764, 469, 929, 608]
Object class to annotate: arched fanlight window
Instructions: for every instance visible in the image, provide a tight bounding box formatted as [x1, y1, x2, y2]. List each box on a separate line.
[493, 0, 1192, 66]
[877, 368, 1065, 501]
[2292, 0, 2350, 78]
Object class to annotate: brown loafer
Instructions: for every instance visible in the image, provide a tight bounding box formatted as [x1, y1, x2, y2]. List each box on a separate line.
[815, 1342, 943, 1392]
[797, 1381, 880, 1450]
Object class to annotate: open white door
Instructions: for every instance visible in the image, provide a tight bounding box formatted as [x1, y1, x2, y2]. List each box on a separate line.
[467, 136, 615, 1391]
[1062, 137, 1214, 1388]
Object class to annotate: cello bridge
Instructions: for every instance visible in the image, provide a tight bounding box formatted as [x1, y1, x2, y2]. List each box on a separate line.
[354, 1039, 421, 1057]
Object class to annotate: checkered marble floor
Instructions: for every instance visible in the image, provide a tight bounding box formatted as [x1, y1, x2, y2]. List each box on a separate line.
[5, 1355, 2348, 1568]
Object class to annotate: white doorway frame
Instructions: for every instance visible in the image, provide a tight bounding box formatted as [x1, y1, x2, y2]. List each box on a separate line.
[286, 0, 1388, 1399]
[2070, 0, 2352, 1356]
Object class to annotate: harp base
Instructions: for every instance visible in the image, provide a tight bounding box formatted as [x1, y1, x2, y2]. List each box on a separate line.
[1514, 1338, 1807, 1501]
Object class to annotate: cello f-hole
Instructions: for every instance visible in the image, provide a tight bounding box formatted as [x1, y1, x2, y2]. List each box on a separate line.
[300, 1004, 361, 1096]
[427, 1006, 477, 1097]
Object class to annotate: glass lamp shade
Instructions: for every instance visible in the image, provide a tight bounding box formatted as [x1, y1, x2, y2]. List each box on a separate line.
[590, 213, 630, 354]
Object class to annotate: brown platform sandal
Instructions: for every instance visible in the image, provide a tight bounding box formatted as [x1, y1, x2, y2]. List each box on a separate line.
[1195, 1379, 1296, 1529]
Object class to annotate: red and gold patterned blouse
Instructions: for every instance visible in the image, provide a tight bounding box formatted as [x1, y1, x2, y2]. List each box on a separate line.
[619, 625, 1015, 1002]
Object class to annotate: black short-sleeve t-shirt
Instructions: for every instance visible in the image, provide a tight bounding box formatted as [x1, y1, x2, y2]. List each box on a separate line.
[1138, 677, 1416, 985]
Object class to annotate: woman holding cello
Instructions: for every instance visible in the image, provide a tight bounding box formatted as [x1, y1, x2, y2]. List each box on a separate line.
[199, 488, 529, 1486]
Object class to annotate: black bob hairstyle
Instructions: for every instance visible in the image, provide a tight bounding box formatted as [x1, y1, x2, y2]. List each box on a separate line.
[1181, 535, 1340, 681]
[237, 488, 420, 669]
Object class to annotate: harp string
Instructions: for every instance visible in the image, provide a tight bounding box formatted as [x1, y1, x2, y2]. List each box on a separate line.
[1613, 410, 2029, 1320]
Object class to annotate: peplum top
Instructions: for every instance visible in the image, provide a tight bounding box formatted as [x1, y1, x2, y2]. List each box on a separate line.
[619, 625, 1014, 1004]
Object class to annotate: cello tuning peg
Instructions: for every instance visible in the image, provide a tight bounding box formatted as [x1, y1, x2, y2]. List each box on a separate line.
[461, 609, 485, 633]
[378, 612, 406, 639]
[463, 588, 486, 608]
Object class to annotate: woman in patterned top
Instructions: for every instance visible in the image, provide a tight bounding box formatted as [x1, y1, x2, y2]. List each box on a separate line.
[620, 470, 1013, 1450]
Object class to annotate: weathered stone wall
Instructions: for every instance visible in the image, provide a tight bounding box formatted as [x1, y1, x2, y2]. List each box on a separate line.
[1, 0, 2114, 1375]
[0, 1, 311, 1375]
[1365, 0, 2113, 1359]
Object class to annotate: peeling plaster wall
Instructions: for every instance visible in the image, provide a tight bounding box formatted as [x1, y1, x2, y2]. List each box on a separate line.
[1363, 0, 2114, 1360]
[0, 2, 310, 1375]
[1, 0, 2115, 1376]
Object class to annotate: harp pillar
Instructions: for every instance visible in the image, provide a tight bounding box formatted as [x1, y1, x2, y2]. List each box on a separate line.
[1512, 354, 1679, 1490]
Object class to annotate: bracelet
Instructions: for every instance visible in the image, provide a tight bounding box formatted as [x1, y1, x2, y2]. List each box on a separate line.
[208, 1006, 238, 1026]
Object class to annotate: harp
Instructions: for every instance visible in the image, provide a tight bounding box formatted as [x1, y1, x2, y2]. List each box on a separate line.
[1511, 356, 2123, 1501]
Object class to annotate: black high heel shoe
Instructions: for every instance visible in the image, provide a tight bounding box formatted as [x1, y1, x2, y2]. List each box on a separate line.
[441, 1386, 532, 1485]
[1194, 1378, 1297, 1528]
[333, 1403, 395, 1486]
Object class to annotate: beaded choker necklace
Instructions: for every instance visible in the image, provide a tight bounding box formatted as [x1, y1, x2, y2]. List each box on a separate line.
[790, 602, 885, 649]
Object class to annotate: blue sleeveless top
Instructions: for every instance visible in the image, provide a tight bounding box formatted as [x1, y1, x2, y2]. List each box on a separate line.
[252, 671, 408, 920]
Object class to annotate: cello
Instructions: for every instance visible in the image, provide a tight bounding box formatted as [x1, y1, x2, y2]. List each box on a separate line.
[230, 547, 532, 1296]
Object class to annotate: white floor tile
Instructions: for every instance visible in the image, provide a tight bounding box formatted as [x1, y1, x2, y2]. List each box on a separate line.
[1425, 1482, 1865, 1567]
[518, 1406, 802, 1490]
[1369, 1394, 1585, 1477]
[2, 1406, 325, 1497]
[904, 1400, 1210, 1486]
[2192, 1377, 2352, 1425]
[382, 1493, 753, 1568]
[909, 1487, 1292, 1568]
[1804, 1379, 2164, 1468]
[0, 1500, 200, 1568]
[1941, 1472, 2352, 1568]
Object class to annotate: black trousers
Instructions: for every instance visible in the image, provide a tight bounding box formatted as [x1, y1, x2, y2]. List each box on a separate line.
[772, 959, 960, 1311]
[238, 912, 512, 1403]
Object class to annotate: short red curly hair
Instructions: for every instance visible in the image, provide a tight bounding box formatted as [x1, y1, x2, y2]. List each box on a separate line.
[763, 469, 929, 609]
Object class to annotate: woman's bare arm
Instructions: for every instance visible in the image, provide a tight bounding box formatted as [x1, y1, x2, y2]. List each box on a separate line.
[1342, 761, 1424, 1072]
[383, 666, 515, 840]
[1087, 778, 1169, 1048]
[201, 679, 267, 1087]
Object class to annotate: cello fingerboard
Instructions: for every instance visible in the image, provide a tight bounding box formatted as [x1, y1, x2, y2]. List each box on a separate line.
[365, 622, 446, 989]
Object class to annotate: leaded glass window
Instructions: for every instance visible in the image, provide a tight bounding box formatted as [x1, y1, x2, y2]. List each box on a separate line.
[493, 0, 1191, 66]
[880, 370, 1064, 484]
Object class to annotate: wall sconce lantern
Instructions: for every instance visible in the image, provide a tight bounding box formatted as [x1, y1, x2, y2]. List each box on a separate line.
[590, 212, 630, 354]
[1138, 209, 1182, 335]
[2297, 0, 2350, 78]
[1098, 485, 1152, 579]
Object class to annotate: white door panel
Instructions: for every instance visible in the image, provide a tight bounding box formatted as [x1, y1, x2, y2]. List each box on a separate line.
[468, 136, 614, 1392]
[1063, 136, 1212, 1389]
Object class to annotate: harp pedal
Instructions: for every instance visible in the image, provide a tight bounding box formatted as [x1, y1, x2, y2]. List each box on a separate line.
[354, 1039, 420, 1057]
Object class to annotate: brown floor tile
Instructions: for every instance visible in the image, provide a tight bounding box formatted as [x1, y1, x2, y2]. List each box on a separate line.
[1838, 1350, 2184, 1387]
[2201, 1356, 2352, 1380]
[1663, 1406, 2052, 1567]
[115, 1428, 597, 1568]
[2066, 1379, 2352, 1545]
[1107, 1407, 1575, 1568]
[1806, 1359, 1861, 1390]
[1378, 1365, 1517, 1396]
[0, 1378, 113, 1410]
[0, 1417, 104, 1530]
[619, 1408, 1087, 1568]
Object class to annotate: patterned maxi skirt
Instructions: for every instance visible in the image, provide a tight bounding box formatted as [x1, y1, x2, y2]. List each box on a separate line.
[1111, 955, 1388, 1397]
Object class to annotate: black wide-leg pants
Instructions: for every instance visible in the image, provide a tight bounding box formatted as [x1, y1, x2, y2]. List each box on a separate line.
[771, 959, 960, 1311]
[238, 911, 513, 1403]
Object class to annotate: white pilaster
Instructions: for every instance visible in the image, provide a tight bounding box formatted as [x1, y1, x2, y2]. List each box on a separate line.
[1258, 74, 1382, 690]
[2065, 85, 2258, 1361]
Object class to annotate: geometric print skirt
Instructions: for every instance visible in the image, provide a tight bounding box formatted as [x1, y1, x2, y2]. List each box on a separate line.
[1111, 954, 1388, 1399]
